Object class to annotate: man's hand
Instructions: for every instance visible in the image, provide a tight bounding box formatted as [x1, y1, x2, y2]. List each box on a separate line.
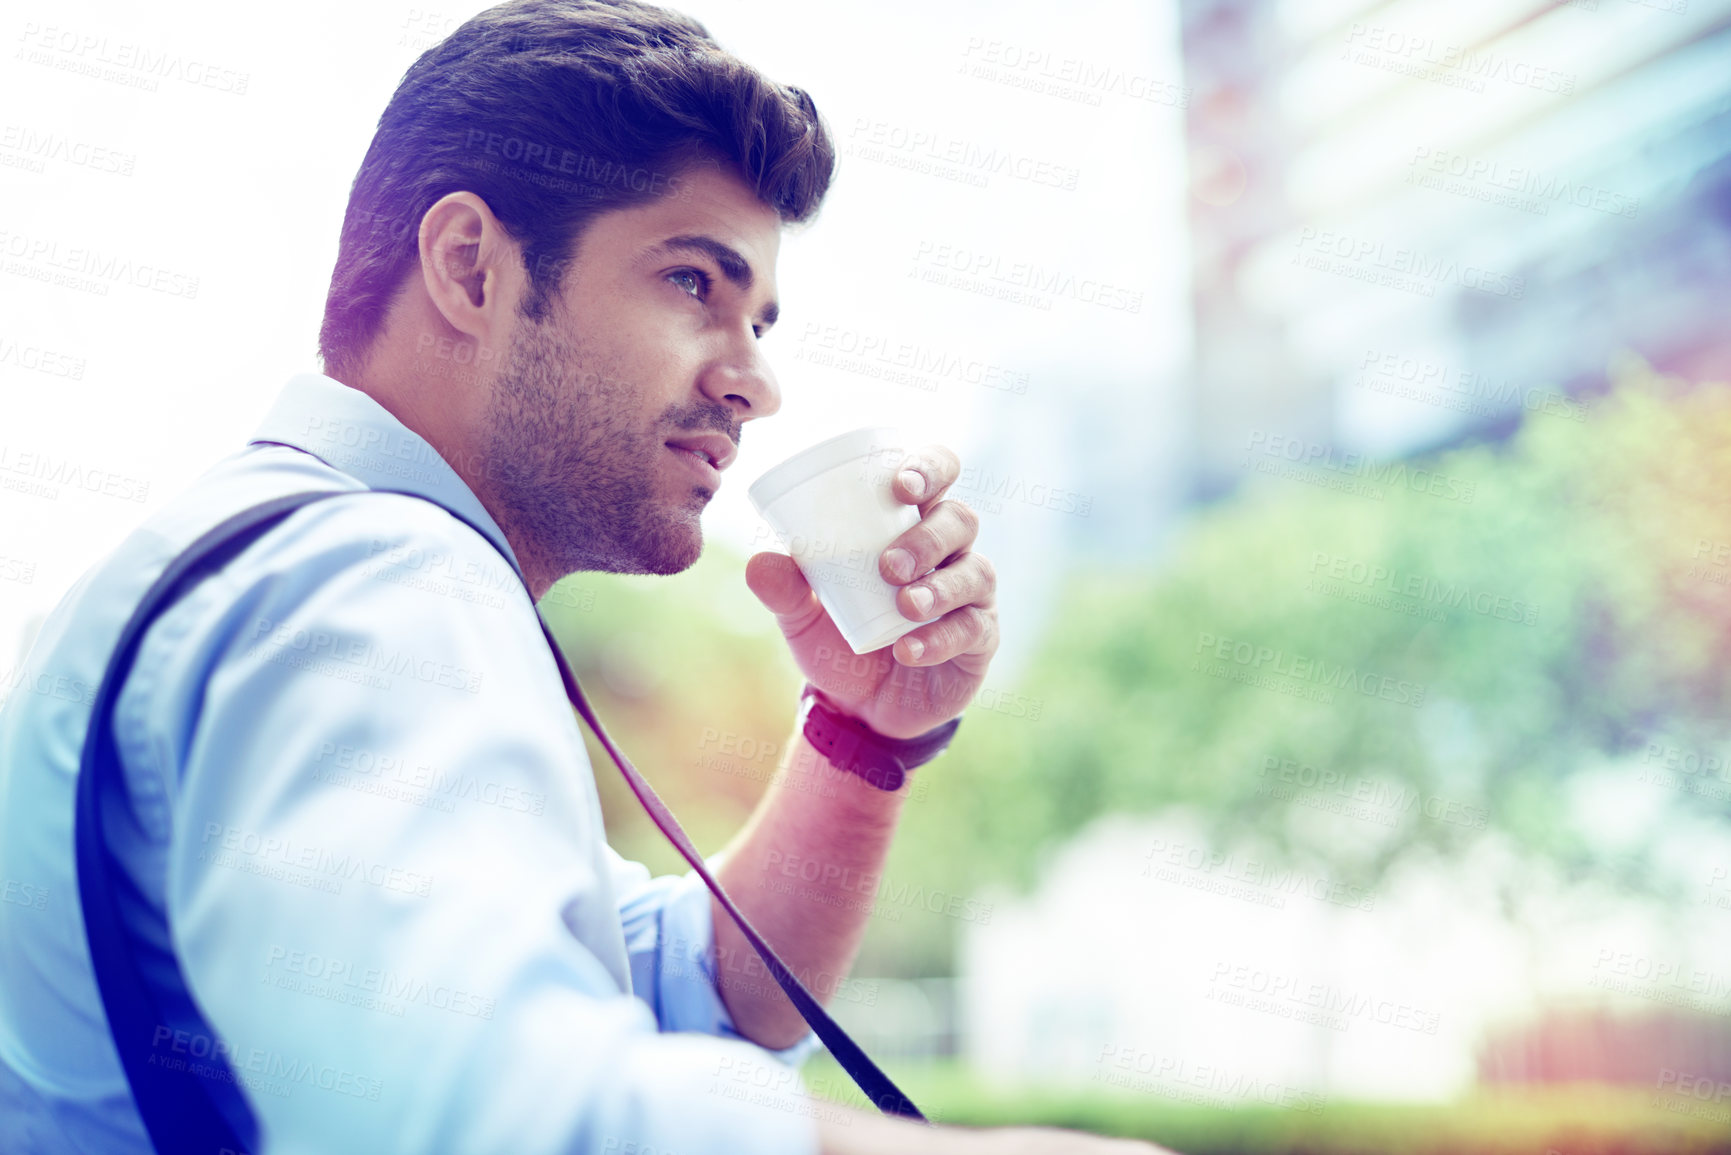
[746, 444, 1000, 740]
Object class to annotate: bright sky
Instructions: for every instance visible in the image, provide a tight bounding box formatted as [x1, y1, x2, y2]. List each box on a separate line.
[0, 0, 1191, 668]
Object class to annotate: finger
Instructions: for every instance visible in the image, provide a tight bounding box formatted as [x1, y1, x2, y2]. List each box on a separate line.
[897, 551, 996, 621]
[895, 603, 999, 667]
[879, 499, 980, 585]
[890, 444, 961, 508]
[743, 551, 825, 637]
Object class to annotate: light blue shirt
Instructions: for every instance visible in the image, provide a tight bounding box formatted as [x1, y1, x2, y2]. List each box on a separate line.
[0, 373, 821, 1154]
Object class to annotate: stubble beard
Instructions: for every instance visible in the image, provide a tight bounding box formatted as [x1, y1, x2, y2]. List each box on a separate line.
[479, 308, 725, 581]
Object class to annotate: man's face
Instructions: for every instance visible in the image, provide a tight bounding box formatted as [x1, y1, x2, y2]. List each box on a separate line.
[480, 162, 783, 579]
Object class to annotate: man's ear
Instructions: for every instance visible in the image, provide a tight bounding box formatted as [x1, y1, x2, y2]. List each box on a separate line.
[416, 191, 525, 350]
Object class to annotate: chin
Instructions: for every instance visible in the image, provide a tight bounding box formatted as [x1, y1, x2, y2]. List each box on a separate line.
[638, 543, 701, 576]
[628, 509, 705, 576]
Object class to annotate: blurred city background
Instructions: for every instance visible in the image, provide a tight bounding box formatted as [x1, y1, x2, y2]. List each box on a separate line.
[5, 0, 1731, 1149]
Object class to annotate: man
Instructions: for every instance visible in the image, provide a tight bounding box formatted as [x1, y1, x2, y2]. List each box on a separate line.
[0, 1, 1162, 1151]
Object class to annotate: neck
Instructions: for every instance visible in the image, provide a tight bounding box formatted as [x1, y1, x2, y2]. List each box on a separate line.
[335, 360, 562, 605]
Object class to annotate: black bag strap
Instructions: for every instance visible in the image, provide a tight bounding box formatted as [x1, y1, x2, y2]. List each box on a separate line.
[75, 488, 923, 1155]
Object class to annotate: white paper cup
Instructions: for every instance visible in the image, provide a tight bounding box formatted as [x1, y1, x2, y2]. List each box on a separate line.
[748, 426, 939, 655]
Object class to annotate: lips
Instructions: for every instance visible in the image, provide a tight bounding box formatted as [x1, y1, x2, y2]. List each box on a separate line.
[664, 432, 738, 473]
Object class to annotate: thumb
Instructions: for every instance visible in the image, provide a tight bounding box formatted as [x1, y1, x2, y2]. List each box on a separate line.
[744, 551, 824, 630]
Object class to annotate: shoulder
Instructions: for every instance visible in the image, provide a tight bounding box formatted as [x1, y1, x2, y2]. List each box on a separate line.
[204, 489, 527, 619]
[112, 485, 561, 840]
[221, 491, 539, 668]
[259, 489, 515, 579]
[126, 488, 542, 724]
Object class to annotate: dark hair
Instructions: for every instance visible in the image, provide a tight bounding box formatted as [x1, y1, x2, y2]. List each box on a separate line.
[317, 0, 834, 379]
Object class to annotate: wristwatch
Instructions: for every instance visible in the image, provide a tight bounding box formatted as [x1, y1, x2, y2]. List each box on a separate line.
[797, 683, 962, 792]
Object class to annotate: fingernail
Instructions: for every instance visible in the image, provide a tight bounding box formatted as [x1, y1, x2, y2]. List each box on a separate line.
[907, 586, 934, 617]
[898, 469, 926, 500]
[902, 636, 925, 661]
[883, 548, 915, 583]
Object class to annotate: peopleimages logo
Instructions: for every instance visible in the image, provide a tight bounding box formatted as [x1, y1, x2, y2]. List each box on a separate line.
[1587, 948, 1731, 1013]
[1658, 1068, 1731, 1105]
[200, 823, 435, 897]
[1094, 1044, 1326, 1114]
[1292, 227, 1526, 300]
[1354, 347, 1589, 423]
[1143, 838, 1378, 911]
[0, 335, 87, 379]
[1207, 962, 1443, 1035]
[957, 37, 1191, 109]
[15, 22, 252, 95]
[1341, 23, 1576, 96]
[0, 442, 150, 503]
[461, 130, 690, 200]
[794, 321, 1031, 395]
[1644, 741, 1731, 783]
[245, 615, 485, 695]
[0, 123, 136, 175]
[1193, 631, 1426, 708]
[149, 1026, 381, 1102]
[1243, 429, 1477, 504]
[1257, 756, 1489, 830]
[264, 944, 496, 1019]
[0, 229, 200, 298]
[0, 877, 49, 911]
[847, 117, 1081, 191]
[1407, 146, 1640, 220]
[0, 554, 38, 585]
[312, 741, 547, 816]
[911, 240, 1144, 314]
[760, 850, 995, 925]
[1307, 552, 1538, 626]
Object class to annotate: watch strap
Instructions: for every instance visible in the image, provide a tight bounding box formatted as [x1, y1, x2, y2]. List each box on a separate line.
[798, 683, 961, 791]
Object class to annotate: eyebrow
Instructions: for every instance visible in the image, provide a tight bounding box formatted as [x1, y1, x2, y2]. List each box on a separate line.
[655, 234, 779, 328]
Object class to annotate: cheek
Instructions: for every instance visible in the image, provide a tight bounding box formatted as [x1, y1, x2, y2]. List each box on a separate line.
[635, 347, 699, 405]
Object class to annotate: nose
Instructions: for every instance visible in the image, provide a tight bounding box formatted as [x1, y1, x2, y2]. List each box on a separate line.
[698, 335, 781, 421]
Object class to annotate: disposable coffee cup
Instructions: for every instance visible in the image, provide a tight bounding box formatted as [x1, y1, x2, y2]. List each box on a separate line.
[748, 426, 939, 655]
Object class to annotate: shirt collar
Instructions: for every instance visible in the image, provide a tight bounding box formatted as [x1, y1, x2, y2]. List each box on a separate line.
[247, 373, 524, 576]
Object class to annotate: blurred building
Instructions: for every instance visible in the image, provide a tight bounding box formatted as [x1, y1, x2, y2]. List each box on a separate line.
[950, 0, 1731, 679]
[1178, 0, 1731, 496]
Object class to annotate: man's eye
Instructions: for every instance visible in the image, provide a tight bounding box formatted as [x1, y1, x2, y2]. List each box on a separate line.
[669, 268, 711, 299]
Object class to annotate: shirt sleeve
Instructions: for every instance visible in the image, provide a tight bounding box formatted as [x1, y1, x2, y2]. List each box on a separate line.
[119, 494, 822, 1155]
[608, 848, 822, 1066]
